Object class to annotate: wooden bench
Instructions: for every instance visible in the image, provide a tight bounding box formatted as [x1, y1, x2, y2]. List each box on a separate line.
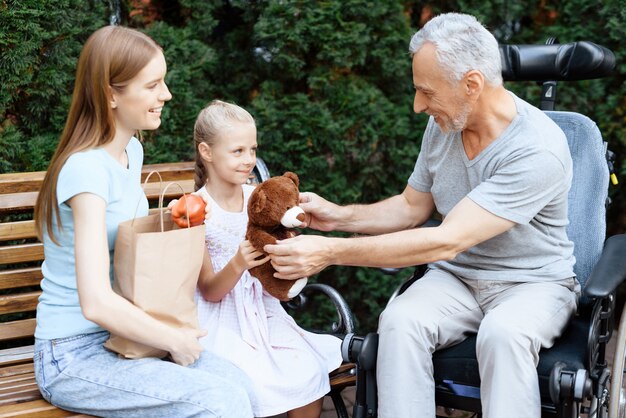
[0, 161, 355, 417]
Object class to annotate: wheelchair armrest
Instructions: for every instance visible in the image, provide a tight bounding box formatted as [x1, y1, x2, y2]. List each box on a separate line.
[283, 283, 355, 335]
[500, 41, 615, 82]
[583, 234, 626, 299]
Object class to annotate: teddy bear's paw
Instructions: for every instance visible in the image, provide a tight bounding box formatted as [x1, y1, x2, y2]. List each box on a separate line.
[287, 277, 308, 298]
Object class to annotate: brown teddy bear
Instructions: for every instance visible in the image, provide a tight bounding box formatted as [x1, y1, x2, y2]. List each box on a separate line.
[246, 172, 308, 301]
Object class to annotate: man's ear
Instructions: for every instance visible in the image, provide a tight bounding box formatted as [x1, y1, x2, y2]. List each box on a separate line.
[198, 142, 212, 162]
[464, 70, 484, 98]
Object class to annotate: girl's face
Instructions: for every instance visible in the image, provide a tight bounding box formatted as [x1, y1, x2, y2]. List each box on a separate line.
[204, 122, 257, 186]
[111, 51, 172, 138]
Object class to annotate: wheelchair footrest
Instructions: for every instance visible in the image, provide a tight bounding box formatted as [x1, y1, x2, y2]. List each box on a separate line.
[439, 380, 480, 399]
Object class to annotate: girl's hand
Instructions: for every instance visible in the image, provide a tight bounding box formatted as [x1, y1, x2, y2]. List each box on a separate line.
[167, 199, 178, 210]
[232, 240, 270, 272]
[167, 194, 211, 221]
[168, 327, 207, 367]
[199, 194, 211, 221]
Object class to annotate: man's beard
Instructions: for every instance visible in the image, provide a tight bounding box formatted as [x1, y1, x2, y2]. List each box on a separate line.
[439, 98, 471, 133]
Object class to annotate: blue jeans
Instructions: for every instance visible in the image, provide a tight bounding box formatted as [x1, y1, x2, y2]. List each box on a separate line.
[34, 331, 255, 417]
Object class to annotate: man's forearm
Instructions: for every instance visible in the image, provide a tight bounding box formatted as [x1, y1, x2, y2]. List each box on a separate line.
[328, 225, 457, 268]
[333, 194, 427, 235]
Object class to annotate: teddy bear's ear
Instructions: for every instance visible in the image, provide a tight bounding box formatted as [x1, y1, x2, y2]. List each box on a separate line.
[283, 172, 299, 188]
[250, 189, 267, 214]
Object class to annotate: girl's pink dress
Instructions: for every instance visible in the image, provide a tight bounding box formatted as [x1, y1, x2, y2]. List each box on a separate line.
[196, 184, 342, 417]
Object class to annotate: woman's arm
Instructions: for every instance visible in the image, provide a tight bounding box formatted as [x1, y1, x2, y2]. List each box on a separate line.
[70, 192, 205, 366]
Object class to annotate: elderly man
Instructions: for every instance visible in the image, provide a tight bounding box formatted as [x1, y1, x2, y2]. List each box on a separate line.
[265, 13, 579, 418]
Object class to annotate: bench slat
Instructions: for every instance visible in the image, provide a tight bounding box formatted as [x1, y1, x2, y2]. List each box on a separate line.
[329, 362, 356, 390]
[0, 319, 36, 342]
[0, 388, 44, 407]
[0, 268, 42, 290]
[0, 202, 188, 243]
[0, 243, 43, 265]
[0, 398, 89, 417]
[0, 379, 38, 397]
[0, 220, 36, 242]
[141, 162, 195, 182]
[0, 162, 194, 194]
[0, 363, 35, 379]
[0, 182, 195, 215]
[0, 346, 34, 366]
[0, 172, 43, 194]
[0, 292, 40, 316]
[0, 208, 186, 245]
[0, 371, 35, 387]
[0, 192, 38, 214]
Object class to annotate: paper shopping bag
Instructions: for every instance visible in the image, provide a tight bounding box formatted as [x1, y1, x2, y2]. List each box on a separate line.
[104, 180, 205, 359]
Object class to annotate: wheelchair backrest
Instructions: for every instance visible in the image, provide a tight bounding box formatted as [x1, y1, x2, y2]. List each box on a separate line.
[500, 41, 615, 300]
[545, 111, 608, 297]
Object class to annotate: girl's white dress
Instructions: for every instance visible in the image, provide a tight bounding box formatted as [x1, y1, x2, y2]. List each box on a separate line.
[196, 184, 343, 417]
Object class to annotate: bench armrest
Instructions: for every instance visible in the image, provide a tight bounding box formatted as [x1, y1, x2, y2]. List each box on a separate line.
[583, 234, 626, 299]
[283, 283, 355, 335]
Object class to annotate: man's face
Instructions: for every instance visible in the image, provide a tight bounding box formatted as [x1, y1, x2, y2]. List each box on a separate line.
[412, 43, 471, 133]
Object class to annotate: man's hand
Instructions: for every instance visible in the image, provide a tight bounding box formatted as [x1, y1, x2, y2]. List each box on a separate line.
[298, 192, 341, 231]
[264, 234, 333, 280]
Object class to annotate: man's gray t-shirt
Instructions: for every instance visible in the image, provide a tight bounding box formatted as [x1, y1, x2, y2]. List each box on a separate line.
[408, 92, 575, 282]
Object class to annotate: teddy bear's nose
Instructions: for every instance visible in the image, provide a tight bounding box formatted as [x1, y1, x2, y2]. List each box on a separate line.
[281, 206, 305, 228]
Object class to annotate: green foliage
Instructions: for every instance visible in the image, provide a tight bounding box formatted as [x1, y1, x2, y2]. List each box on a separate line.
[2, 0, 624, 332]
[0, 0, 107, 172]
[140, 20, 220, 162]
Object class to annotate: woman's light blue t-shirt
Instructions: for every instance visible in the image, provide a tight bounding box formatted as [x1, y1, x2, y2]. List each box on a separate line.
[35, 138, 148, 339]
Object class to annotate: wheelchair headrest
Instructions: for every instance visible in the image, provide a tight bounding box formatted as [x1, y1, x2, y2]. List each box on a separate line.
[500, 41, 616, 82]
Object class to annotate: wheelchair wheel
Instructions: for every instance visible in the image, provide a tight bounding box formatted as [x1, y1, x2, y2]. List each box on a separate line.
[609, 305, 626, 417]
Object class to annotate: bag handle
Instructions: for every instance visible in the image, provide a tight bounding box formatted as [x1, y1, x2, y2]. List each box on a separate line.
[159, 181, 192, 232]
[131, 170, 163, 225]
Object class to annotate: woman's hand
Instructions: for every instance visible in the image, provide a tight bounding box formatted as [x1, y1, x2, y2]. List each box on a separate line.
[232, 240, 270, 272]
[168, 327, 208, 367]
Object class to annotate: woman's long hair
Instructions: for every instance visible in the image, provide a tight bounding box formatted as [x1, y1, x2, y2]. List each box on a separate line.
[35, 26, 162, 243]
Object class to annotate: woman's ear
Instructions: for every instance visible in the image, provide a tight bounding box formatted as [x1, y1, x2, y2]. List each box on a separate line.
[109, 86, 118, 109]
[198, 142, 212, 162]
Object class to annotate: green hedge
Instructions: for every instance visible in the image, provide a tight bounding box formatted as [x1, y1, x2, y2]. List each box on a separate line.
[1, 0, 624, 332]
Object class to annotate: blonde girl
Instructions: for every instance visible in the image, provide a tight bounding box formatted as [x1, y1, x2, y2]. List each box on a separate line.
[194, 100, 342, 418]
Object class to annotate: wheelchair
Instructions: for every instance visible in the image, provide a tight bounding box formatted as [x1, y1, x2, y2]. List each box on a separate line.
[342, 41, 624, 418]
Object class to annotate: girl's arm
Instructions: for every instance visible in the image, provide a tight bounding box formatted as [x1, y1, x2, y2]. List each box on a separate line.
[71, 192, 206, 366]
[198, 240, 268, 302]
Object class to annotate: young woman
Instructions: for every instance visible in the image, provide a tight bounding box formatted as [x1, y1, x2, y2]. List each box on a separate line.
[33, 26, 254, 417]
[191, 100, 342, 418]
